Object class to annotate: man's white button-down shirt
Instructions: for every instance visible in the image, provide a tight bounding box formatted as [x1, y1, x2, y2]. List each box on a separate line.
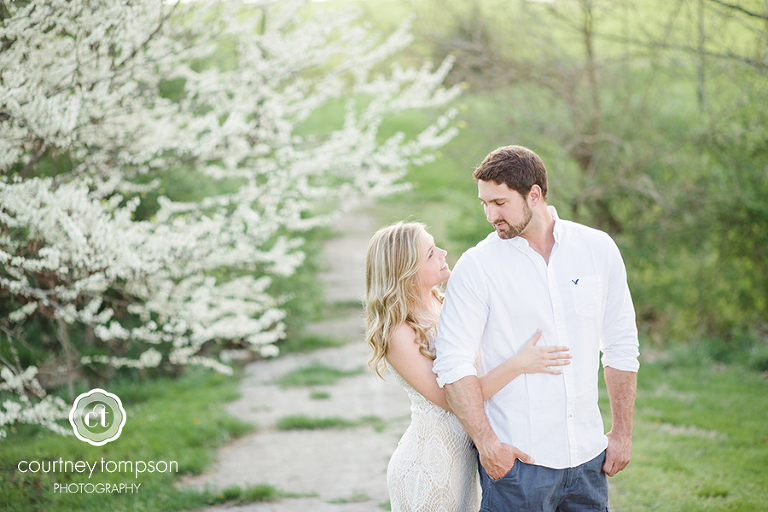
[433, 206, 640, 470]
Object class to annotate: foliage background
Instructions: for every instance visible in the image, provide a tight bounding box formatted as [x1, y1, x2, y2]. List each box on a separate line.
[363, 0, 768, 366]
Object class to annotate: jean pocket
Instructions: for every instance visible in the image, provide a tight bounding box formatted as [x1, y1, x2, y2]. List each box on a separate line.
[490, 460, 520, 483]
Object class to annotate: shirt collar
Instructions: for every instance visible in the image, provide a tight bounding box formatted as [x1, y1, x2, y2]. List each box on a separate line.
[550, 205, 562, 244]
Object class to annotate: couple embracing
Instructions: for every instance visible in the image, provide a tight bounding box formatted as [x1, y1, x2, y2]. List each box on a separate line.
[365, 145, 640, 511]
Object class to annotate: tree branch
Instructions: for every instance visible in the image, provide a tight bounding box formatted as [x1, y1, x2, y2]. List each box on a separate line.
[706, 0, 768, 21]
[112, 0, 182, 72]
[595, 31, 768, 74]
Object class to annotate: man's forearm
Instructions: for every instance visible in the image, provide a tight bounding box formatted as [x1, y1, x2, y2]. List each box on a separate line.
[604, 366, 637, 435]
[445, 375, 498, 450]
[602, 366, 637, 476]
[445, 375, 534, 478]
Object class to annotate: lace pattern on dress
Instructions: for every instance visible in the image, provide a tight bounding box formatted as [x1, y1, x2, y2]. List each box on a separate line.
[386, 338, 481, 512]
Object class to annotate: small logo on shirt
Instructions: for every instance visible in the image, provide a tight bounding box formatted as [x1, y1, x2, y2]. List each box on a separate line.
[571, 279, 580, 285]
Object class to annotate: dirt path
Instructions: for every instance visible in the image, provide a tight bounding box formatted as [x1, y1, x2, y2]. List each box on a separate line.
[182, 212, 410, 511]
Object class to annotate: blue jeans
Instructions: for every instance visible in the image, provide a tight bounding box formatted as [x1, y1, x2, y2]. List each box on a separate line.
[478, 450, 609, 512]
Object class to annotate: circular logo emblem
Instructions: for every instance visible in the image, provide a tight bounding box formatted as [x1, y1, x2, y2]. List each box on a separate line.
[69, 388, 126, 446]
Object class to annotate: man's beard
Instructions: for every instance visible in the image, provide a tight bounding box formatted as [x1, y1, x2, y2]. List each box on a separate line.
[495, 202, 533, 239]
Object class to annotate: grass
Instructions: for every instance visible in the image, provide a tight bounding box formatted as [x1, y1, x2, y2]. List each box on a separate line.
[328, 491, 371, 503]
[0, 368, 264, 512]
[323, 299, 365, 319]
[278, 334, 348, 354]
[276, 415, 356, 430]
[602, 362, 768, 511]
[276, 298, 362, 354]
[207, 483, 284, 504]
[275, 361, 364, 387]
[10, 359, 763, 511]
[276, 415, 385, 432]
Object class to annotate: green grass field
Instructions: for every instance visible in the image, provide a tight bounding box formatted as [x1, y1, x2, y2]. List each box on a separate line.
[0, 369, 276, 512]
[2, 359, 764, 511]
[607, 362, 768, 511]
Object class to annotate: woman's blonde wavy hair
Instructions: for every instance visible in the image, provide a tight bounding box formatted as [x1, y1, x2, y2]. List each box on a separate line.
[365, 222, 443, 378]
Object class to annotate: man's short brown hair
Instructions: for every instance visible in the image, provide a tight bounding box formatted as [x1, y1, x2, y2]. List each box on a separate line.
[473, 145, 548, 199]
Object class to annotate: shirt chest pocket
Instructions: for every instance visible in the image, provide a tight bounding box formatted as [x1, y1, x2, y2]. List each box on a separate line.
[569, 274, 601, 317]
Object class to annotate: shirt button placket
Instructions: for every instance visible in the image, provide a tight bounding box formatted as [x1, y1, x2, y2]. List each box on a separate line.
[546, 258, 578, 466]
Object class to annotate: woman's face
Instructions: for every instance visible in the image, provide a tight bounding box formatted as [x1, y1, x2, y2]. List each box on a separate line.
[417, 230, 450, 289]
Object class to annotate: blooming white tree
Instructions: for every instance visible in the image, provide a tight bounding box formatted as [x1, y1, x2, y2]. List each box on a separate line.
[0, 0, 459, 438]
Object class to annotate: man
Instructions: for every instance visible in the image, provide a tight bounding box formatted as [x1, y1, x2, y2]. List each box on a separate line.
[433, 145, 639, 511]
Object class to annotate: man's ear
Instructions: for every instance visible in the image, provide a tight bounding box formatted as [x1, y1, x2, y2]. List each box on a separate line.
[527, 184, 543, 206]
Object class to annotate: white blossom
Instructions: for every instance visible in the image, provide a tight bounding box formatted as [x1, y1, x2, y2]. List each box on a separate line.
[0, 0, 459, 437]
[0, 366, 71, 438]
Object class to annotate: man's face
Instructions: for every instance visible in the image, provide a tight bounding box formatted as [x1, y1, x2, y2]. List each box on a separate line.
[478, 180, 532, 239]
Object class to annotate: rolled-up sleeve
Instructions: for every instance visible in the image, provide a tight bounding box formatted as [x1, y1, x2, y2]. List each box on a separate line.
[600, 238, 640, 372]
[433, 254, 489, 387]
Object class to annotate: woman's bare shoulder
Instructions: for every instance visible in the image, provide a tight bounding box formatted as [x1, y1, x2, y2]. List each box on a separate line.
[389, 322, 417, 349]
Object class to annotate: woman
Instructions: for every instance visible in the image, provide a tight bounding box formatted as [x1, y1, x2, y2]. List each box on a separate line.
[365, 222, 571, 512]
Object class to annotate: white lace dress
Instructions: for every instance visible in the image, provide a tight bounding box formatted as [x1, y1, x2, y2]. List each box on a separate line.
[387, 343, 481, 512]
